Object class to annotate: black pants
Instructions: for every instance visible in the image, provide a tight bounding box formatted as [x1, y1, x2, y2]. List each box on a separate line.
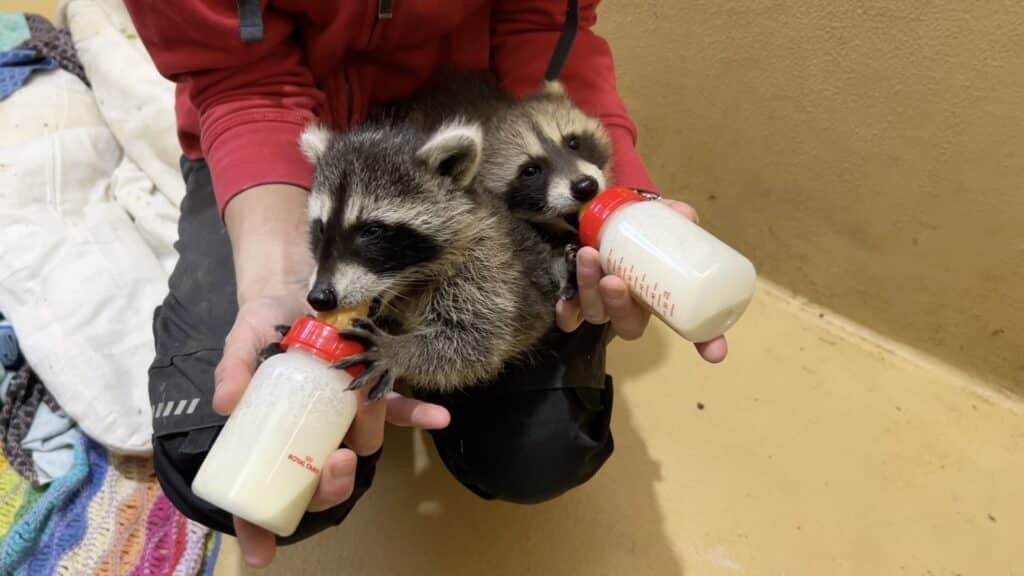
[149, 158, 616, 544]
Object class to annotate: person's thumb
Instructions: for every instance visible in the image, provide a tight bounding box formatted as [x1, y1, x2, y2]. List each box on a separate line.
[213, 319, 261, 415]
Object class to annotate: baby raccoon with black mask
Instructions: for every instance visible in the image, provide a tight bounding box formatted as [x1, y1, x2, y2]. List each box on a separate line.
[299, 119, 560, 400]
[478, 80, 614, 300]
[379, 74, 614, 300]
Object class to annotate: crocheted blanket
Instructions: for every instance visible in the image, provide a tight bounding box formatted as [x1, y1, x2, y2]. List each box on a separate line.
[0, 432, 220, 575]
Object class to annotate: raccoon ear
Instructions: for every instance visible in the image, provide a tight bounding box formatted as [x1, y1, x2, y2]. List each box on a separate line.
[300, 122, 331, 163]
[416, 121, 483, 189]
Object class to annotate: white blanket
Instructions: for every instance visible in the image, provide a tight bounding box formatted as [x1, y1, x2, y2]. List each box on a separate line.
[0, 0, 183, 455]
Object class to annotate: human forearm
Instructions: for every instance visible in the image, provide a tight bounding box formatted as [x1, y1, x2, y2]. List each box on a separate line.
[224, 184, 314, 306]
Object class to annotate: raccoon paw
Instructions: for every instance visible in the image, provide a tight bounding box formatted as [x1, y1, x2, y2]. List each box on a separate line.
[258, 341, 285, 364]
[559, 282, 578, 301]
[337, 318, 397, 401]
[257, 324, 293, 364]
[560, 243, 581, 300]
[336, 351, 396, 401]
[564, 242, 580, 264]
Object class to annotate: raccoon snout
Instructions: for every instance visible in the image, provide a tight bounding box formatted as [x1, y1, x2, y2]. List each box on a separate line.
[570, 176, 600, 202]
[307, 285, 338, 311]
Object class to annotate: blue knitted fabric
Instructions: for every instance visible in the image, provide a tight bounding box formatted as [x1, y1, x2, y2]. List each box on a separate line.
[0, 48, 57, 100]
[0, 428, 87, 573]
[19, 435, 106, 576]
[0, 317, 20, 369]
[203, 532, 222, 576]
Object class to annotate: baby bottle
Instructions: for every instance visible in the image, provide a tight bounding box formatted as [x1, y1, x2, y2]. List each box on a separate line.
[579, 188, 757, 343]
[192, 308, 366, 537]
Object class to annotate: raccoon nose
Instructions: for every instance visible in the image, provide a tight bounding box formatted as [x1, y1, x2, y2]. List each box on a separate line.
[306, 285, 338, 311]
[570, 176, 600, 201]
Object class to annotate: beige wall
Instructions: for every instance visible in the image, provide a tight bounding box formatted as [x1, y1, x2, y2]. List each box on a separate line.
[598, 1, 1024, 393]
[1, 0, 55, 19]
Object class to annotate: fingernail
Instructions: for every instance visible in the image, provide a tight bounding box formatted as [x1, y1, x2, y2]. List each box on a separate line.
[211, 388, 224, 411]
[331, 459, 349, 478]
[238, 541, 258, 566]
[579, 257, 598, 276]
[609, 284, 630, 303]
[243, 551, 260, 566]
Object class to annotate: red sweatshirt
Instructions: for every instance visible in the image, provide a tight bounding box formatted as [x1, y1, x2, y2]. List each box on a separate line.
[124, 0, 656, 216]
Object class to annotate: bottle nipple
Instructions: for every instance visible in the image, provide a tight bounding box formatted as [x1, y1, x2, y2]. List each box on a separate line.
[316, 304, 370, 329]
[578, 200, 593, 224]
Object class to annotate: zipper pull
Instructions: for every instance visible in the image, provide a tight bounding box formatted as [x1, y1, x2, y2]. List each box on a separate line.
[378, 0, 394, 20]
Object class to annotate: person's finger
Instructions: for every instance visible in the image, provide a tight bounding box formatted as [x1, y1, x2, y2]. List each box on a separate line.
[576, 247, 608, 324]
[212, 320, 261, 415]
[555, 296, 584, 333]
[343, 388, 386, 456]
[662, 198, 699, 224]
[598, 276, 651, 340]
[233, 516, 276, 568]
[308, 449, 357, 512]
[383, 392, 450, 429]
[696, 336, 728, 363]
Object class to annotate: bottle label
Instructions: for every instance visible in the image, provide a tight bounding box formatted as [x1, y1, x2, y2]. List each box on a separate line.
[287, 453, 321, 475]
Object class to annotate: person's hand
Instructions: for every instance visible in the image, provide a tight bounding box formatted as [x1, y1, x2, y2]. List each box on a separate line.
[215, 185, 451, 568]
[555, 198, 729, 363]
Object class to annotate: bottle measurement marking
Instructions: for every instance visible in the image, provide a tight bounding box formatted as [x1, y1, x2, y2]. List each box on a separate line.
[606, 248, 677, 319]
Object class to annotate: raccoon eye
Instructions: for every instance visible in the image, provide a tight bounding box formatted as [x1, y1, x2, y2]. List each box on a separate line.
[359, 224, 386, 242]
[566, 135, 581, 151]
[519, 163, 543, 179]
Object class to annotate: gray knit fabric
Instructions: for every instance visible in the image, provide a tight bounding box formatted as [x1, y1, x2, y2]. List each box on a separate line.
[18, 14, 89, 87]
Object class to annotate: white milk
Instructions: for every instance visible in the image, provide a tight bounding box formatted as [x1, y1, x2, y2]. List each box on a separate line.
[583, 189, 757, 343]
[192, 342, 358, 537]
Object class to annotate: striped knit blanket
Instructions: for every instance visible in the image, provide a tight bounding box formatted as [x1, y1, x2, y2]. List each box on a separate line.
[0, 431, 220, 575]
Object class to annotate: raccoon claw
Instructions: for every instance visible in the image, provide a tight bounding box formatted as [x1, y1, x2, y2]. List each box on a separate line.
[368, 370, 396, 402]
[258, 341, 285, 363]
[351, 317, 383, 334]
[559, 283, 578, 301]
[337, 317, 396, 401]
[344, 361, 395, 402]
[564, 242, 580, 264]
[333, 351, 378, 371]
[561, 242, 581, 300]
[339, 318, 384, 347]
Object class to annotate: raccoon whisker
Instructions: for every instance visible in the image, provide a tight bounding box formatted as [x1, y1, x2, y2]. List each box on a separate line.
[375, 288, 412, 307]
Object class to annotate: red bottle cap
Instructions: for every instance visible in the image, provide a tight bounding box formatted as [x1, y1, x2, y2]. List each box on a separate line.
[579, 187, 644, 248]
[281, 316, 365, 377]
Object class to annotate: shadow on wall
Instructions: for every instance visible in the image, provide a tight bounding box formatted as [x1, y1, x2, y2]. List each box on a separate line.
[252, 342, 683, 576]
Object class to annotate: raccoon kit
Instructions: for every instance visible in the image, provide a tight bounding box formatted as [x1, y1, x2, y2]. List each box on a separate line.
[300, 120, 561, 400]
[381, 74, 615, 299]
[480, 80, 613, 299]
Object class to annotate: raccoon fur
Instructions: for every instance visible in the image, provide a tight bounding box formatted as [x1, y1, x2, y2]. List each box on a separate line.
[377, 74, 614, 300]
[299, 119, 560, 400]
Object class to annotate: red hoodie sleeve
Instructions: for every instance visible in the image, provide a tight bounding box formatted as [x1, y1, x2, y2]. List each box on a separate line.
[491, 0, 658, 194]
[123, 1, 325, 215]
